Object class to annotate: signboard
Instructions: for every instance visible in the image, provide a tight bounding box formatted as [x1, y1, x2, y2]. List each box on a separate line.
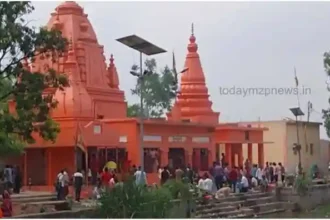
[93, 125, 101, 134]
[143, 135, 162, 142]
[168, 136, 186, 142]
[192, 137, 210, 143]
[119, 136, 127, 143]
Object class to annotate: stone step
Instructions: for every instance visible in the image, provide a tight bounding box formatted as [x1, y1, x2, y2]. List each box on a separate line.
[196, 191, 272, 205]
[196, 197, 277, 216]
[196, 207, 255, 218]
[11, 192, 56, 201]
[196, 195, 274, 211]
[248, 202, 289, 213]
[12, 196, 56, 204]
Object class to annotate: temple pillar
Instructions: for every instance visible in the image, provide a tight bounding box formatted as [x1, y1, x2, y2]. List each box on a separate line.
[258, 143, 264, 167]
[24, 151, 27, 186]
[161, 135, 169, 167]
[185, 148, 193, 167]
[47, 148, 52, 185]
[161, 149, 169, 167]
[247, 143, 253, 162]
[194, 149, 201, 170]
[225, 143, 232, 168]
[238, 144, 243, 167]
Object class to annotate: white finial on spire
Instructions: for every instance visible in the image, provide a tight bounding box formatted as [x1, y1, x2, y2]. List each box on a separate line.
[191, 23, 194, 36]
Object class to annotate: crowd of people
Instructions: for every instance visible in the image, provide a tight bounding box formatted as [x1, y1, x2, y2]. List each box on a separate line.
[156, 159, 287, 195]
[52, 158, 287, 204]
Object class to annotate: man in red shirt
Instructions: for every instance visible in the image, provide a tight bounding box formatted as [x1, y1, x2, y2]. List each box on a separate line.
[101, 167, 112, 187]
[228, 166, 238, 193]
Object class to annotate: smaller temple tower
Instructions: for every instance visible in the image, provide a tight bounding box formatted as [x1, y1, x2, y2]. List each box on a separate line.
[167, 24, 219, 124]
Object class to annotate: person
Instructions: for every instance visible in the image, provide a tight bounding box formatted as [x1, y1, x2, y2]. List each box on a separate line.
[221, 153, 226, 167]
[56, 170, 65, 200]
[214, 162, 224, 190]
[269, 162, 274, 183]
[260, 175, 269, 192]
[185, 165, 194, 184]
[264, 162, 270, 182]
[93, 181, 102, 200]
[4, 166, 12, 190]
[101, 167, 111, 188]
[160, 166, 170, 185]
[63, 169, 69, 199]
[1, 190, 12, 217]
[197, 173, 213, 193]
[251, 176, 258, 189]
[274, 162, 279, 183]
[224, 163, 229, 185]
[175, 167, 184, 181]
[134, 166, 147, 185]
[13, 166, 21, 194]
[109, 176, 116, 189]
[240, 174, 249, 193]
[256, 165, 263, 184]
[251, 164, 257, 179]
[131, 165, 137, 175]
[90, 154, 99, 185]
[279, 163, 285, 183]
[228, 166, 238, 193]
[73, 169, 84, 202]
[158, 166, 163, 181]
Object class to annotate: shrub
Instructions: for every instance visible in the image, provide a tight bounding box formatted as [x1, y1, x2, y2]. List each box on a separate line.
[95, 178, 191, 218]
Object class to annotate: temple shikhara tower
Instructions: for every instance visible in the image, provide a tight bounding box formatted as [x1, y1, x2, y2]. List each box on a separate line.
[8, 1, 269, 187]
[167, 25, 219, 124]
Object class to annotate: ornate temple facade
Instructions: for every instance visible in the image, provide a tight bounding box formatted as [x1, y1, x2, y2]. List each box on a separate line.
[8, 1, 269, 186]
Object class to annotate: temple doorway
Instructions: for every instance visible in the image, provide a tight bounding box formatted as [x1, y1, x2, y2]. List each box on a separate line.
[168, 148, 185, 169]
[88, 147, 127, 172]
[144, 148, 160, 173]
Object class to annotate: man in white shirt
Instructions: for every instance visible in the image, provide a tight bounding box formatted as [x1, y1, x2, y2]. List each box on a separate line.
[197, 173, 213, 193]
[134, 166, 147, 186]
[73, 169, 84, 202]
[241, 174, 249, 193]
[56, 170, 65, 200]
[256, 166, 263, 183]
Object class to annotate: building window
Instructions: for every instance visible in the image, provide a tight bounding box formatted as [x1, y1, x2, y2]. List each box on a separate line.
[245, 131, 249, 140]
[143, 148, 160, 173]
[310, 144, 314, 155]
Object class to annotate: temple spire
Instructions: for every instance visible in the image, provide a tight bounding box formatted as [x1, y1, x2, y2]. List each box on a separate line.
[107, 54, 119, 89]
[167, 25, 219, 124]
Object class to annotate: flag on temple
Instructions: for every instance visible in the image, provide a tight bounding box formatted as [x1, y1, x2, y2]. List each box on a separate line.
[294, 66, 299, 87]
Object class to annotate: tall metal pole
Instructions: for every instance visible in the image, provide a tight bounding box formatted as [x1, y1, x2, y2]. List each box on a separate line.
[295, 115, 302, 175]
[139, 52, 145, 183]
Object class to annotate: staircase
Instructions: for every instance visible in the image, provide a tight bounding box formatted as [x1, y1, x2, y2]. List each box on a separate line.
[195, 191, 292, 218]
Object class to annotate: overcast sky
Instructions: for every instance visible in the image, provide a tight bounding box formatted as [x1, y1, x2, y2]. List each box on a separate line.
[30, 1, 330, 139]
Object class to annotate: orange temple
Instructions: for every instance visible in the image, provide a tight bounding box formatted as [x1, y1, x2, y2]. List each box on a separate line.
[5, 1, 268, 187]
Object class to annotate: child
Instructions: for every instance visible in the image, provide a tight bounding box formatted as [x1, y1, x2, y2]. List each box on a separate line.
[1, 190, 12, 217]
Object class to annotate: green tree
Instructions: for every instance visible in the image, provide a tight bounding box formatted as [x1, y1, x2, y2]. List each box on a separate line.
[127, 59, 178, 118]
[0, 2, 69, 155]
[323, 52, 330, 137]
